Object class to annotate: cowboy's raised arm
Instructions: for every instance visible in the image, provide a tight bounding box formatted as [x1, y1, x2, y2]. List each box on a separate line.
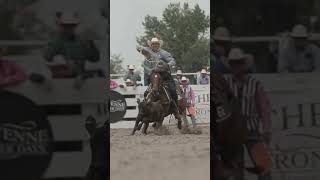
[137, 46, 152, 59]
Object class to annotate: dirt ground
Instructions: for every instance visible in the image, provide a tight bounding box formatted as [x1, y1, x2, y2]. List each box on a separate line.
[110, 125, 210, 180]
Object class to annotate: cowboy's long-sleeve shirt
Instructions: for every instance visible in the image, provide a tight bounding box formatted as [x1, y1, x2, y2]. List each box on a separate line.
[139, 46, 176, 75]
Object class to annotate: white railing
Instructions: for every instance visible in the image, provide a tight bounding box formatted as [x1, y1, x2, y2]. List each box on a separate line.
[110, 84, 210, 129]
[232, 33, 320, 43]
[0, 40, 106, 46]
[1, 40, 107, 179]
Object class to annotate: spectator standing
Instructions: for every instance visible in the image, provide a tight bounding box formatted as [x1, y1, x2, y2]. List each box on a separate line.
[123, 65, 141, 86]
[43, 11, 100, 78]
[197, 69, 210, 85]
[174, 69, 183, 85]
[225, 48, 272, 180]
[278, 24, 320, 72]
[180, 76, 197, 128]
[212, 27, 232, 73]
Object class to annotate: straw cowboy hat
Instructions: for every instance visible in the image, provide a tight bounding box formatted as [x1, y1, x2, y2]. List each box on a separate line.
[200, 69, 207, 74]
[181, 76, 187, 81]
[176, 70, 183, 75]
[290, 24, 308, 38]
[213, 27, 232, 41]
[181, 76, 190, 84]
[58, 11, 80, 25]
[128, 65, 135, 70]
[125, 79, 132, 83]
[227, 48, 254, 69]
[147, 37, 163, 47]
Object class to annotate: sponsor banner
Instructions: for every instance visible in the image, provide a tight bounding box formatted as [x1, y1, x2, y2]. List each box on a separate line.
[0, 90, 54, 180]
[244, 74, 320, 180]
[110, 90, 127, 123]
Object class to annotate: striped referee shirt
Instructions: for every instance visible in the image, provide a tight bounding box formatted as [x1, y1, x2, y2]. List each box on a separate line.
[224, 75, 271, 134]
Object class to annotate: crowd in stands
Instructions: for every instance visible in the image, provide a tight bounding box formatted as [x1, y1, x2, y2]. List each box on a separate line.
[120, 65, 210, 88]
[212, 24, 320, 73]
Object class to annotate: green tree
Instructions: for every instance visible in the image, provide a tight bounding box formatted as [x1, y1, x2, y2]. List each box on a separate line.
[137, 3, 210, 72]
[110, 53, 125, 74]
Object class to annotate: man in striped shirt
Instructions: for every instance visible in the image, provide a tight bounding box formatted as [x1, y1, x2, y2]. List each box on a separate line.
[225, 48, 272, 180]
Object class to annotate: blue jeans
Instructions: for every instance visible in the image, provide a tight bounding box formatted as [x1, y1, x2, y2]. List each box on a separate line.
[144, 73, 150, 86]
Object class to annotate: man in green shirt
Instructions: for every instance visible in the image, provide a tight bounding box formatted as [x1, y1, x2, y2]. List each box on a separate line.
[43, 11, 100, 78]
[123, 65, 141, 86]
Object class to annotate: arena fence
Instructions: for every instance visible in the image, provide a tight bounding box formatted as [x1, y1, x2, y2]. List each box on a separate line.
[110, 85, 210, 129]
[5, 79, 107, 179]
[1, 40, 107, 180]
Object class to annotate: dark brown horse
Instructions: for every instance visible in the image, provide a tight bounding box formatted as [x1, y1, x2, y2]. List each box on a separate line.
[212, 72, 248, 180]
[146, 72, 185, 129]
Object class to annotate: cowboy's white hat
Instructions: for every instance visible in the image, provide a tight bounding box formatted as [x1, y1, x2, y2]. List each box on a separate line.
[128, 65, 135, 70]
[176, 70, 183, 75]
[290, 24, 308, 38]
[147, 37, 163, 47]
[228, 48, 246, 60]
[201, 69, 207, 74]
[125, 79, 132, 83]
[227, 48, 254, 68]
[213, 27, 231, 41]
[59, 12, 80, 25]
[181, 76, 188, 81]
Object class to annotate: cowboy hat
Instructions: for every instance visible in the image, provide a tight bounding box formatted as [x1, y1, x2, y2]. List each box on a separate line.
[59, 12, 80, 25]
[181, 76, 188, 82]
[228, 48, 246, 60]
[125, 79, 132, 83]
[290, 24, 308, 38]
[227, 48, 253, 68]
[181, 76, 190, 84]
[147, 37, 163, 47]
[200, 69, 207, 74]
[128, 65, 135, 70]
[213, 27, 232, 41]
[176, 70, 183, 75]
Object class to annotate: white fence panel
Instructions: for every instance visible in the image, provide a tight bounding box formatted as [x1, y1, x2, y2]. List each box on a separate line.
[110, 85, 210, 129]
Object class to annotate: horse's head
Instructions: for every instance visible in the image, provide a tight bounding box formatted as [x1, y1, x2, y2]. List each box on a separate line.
[150, 72, 162, 96]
